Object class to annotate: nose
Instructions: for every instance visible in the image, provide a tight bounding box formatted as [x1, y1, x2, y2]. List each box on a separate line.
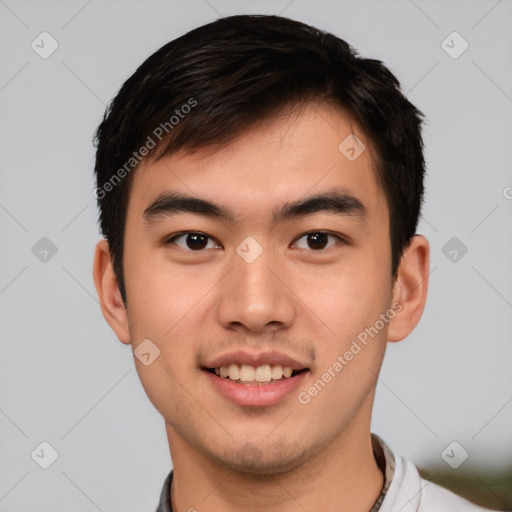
[216, 245, 296, 335]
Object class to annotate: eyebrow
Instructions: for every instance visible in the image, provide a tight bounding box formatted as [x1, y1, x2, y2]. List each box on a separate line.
[143, 187, 367, 225]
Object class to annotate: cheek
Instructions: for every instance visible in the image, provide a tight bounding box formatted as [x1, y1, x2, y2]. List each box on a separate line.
[125, 259, 206, 414]
[134, 360, 201, 432]
[295, 268, 390, 422]
[294, 259, 391, 344]
[123, 241, 212, 340]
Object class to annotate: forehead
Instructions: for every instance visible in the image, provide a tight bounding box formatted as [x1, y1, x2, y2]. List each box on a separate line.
[127, 102, 387, 222]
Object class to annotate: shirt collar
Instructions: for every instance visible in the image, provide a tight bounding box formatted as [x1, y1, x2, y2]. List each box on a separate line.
[156, 433, 396, 512]
[369, 433, 396, 511]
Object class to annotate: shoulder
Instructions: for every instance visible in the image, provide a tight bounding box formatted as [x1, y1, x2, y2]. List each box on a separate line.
[378, 441, 497, 512]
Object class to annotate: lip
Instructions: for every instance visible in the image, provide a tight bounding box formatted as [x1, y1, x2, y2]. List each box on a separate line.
[205, 349, 309, 372]
[203, 368, 309, 407]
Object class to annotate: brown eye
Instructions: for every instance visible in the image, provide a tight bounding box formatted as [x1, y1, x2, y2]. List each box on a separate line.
[168, 232, 219, 250]
[306, 232, 328, 249]
[294, 232, 342, 250]
[185, 233, 208, 250]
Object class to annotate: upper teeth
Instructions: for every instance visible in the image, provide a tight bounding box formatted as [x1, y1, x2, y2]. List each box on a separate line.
[215, 364, 294, 382]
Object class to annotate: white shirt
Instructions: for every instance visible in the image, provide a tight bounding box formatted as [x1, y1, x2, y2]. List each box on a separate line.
[373, 433, 496, 512]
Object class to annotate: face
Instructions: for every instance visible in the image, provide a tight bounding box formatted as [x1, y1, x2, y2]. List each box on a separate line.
[119, 102, 398, 473]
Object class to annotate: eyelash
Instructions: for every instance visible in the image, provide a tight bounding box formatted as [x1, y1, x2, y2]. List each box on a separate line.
[164, 231, 346, 251]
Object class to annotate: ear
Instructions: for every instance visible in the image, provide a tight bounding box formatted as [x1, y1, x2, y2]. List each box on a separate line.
[92, 239, 131, 344]
[387, 235, 430, 343]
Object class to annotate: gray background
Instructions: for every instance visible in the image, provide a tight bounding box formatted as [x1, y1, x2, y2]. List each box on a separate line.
[1, 0, 511, 510]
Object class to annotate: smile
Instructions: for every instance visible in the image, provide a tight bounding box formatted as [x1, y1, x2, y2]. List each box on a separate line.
[209, 363, 306, 384]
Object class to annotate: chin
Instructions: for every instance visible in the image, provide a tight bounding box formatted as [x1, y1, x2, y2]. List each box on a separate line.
[215, 441, 312, 476]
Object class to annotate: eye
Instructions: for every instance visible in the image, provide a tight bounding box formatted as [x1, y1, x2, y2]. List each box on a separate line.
[293, 232, 343, 250]
[167, 232, 220, 251]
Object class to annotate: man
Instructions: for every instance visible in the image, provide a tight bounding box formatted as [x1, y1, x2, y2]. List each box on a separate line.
[92, 14, 494, 512]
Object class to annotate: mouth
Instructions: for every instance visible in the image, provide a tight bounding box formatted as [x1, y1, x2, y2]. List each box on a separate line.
[201, 355, 310, 407]
[206, 363, 308, 385]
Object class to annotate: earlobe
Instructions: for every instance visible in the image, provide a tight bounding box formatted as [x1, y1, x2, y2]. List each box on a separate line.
[92, 239, 131, 344]
[387, 235, 430, 343]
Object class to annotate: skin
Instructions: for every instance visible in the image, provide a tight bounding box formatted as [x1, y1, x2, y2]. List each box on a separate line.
[94, 102, 429, 512]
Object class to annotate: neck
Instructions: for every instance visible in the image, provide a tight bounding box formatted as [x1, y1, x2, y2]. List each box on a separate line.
[166, 421, 384, 512]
